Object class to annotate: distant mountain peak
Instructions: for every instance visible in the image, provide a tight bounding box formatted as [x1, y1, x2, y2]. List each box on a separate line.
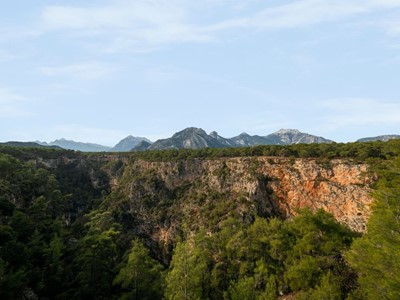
[147, 127, 232, 150]
[275, 129, 301, 134]
[131, 140, 152, 152]
[48, 139, 111, 152]
[264, 129, 333, 145]
[172, 127, 206, 137]
[112, 135, 152, 152]
[238, 132, 250, 137]
[209, 131, 219, 138]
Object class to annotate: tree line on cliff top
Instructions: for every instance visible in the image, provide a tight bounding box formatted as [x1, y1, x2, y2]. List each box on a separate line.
[0, 140, 399, 299]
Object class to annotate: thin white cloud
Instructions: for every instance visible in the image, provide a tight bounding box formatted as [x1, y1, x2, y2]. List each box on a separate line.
[40, 1, 213, 52]
[36, 0, 400, 52]
[0, 88, 33, 118]
[39, 62, 116, 80]
[204, 0, 400, 32]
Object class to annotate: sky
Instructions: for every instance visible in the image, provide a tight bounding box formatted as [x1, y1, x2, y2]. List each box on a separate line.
[1, 0, 400, 146]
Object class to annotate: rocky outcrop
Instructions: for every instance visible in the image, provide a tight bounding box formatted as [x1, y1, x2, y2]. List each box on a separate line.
[110, 156, 373, 245]
[148, 127, 232, 150]
[256, 158, 372, 232]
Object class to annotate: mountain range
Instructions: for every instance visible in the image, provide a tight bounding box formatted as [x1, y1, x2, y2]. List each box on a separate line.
[35, 136, 151, 152]
[39, 139, 112, 152]
[1, 128, 398, 152]
[141, 128, 333, 151]
[356, 135, 400, 142]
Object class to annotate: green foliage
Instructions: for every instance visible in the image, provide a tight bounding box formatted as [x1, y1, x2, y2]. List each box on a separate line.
[296, 271, 342, 300]
[121, 139, 400, 162]
[0, 258, 27, 300]
[285, 256, 321, 291]
[347, 157, 400, 299]
[113, 239, 164, 299]
[165, 236, 211, 300]
[0, 147, 109, 299]
[227, 276, 257, 300]
[161, 210, 357, 299]
[0, 140, 399, 299]
[73, 210, 121, 299]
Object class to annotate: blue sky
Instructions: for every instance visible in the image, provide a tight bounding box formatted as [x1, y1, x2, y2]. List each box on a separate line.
[1, 0, 400, 145]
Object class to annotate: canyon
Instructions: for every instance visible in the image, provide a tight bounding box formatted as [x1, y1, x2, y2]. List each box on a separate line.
[103, 156, 373, 248]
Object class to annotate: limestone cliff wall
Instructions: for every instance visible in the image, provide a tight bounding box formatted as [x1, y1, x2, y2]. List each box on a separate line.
[114, 157, 373, 233]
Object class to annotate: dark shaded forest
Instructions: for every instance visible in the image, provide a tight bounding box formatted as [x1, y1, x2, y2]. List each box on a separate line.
[0, 140, 399, 299]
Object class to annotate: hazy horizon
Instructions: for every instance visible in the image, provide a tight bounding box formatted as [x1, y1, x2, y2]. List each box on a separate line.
[1, 0, 400, 145]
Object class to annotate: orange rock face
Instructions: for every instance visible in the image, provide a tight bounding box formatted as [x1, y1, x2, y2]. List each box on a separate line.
[120, 157, 374, 233]
[255, 158, 373, 232]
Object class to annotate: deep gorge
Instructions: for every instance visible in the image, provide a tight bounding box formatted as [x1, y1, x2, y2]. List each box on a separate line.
[0, 141, 399, 299]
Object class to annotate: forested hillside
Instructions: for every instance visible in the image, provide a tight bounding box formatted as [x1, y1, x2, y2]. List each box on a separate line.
[0, 140, 399, 299]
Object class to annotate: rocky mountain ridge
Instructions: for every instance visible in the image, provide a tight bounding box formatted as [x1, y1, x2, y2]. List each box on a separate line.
[357, 134, 400, 142]
[6, 127, 399, 152]
[147, 127, 233, 150]
[265, 129, 334, 144]
[40, 138, 112, 152]
[134, 127, 333, 151]
[0, 141, 62, 149]
[112, 135, 152, 152]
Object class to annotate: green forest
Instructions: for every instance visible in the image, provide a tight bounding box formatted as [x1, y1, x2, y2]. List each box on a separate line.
[0, 140, 399, 299]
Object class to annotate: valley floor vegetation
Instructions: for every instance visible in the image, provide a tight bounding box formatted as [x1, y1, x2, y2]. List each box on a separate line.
[0, 140, 399, 299]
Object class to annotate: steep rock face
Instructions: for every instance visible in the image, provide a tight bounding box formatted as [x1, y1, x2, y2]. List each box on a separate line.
[148, 127, 231, 150]
[255, 158, 372, 232]
[109, 157, 373, 256]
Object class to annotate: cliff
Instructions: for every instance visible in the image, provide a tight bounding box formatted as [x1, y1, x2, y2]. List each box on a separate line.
[27, 152, 374, 259]
[102, 156, 373, 259]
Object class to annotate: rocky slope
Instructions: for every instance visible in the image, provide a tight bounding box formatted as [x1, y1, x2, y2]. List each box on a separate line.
[112, 135, 152, 151]
[228, 132, 270, 146]
[101, 156, 373, 259]
[132, 140, 153, 151]
[265, 129, 334, 144]
[139, 127, 333, 151]
[148, 127, 232, 150]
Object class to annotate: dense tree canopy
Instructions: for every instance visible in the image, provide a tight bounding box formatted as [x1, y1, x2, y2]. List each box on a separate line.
[0, 140, 399, 299]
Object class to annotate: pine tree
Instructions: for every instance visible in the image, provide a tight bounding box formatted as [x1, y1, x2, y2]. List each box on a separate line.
[113, 239, 163, 299]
